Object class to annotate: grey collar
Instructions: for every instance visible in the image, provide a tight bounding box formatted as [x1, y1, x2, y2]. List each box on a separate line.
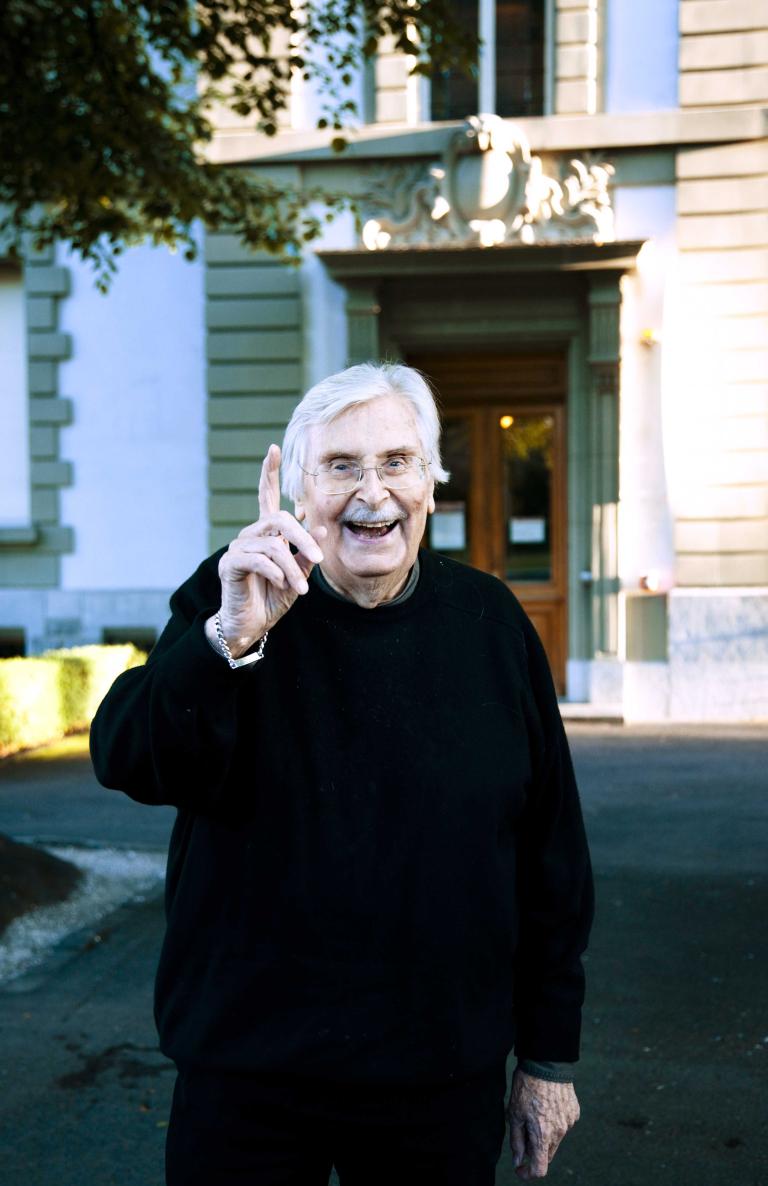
[312, 554, 421, 606]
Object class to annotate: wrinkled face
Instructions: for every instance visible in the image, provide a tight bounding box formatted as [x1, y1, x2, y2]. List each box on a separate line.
[295, 394, 435, 593]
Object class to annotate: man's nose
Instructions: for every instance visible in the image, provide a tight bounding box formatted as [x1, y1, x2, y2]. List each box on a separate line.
[355, 466, 389, 506]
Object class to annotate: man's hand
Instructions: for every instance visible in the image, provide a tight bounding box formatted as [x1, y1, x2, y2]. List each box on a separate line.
[506, 1068, 580, 1180]
[207, 444, 326, 658]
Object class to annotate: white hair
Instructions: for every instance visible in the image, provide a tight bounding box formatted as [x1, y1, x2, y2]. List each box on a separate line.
[281, 361, 450, 501]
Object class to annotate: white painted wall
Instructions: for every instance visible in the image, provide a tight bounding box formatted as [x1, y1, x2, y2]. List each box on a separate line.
[59, 238, 207, 591]
[603, 0, 678, 113]
[301, 207, 354, 391]
[0, 270, 31, 526]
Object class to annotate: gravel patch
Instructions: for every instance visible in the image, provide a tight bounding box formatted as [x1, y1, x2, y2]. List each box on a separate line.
[0, 846, 166, 984]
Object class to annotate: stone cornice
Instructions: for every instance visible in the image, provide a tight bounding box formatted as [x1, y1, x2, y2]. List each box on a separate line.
[207, 106, 768, 166]
[318, 240, 646, 281]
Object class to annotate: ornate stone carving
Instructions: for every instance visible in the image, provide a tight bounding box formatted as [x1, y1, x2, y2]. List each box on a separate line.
[361, 115, 614, 251]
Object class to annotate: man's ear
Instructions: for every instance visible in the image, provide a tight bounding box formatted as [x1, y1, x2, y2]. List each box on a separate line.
[428, 483, 436, 515]
[294, 499, 306, 523]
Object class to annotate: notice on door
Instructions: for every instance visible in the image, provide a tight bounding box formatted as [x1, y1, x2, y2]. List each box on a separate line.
[431, 502, 466, 551]
[509, 517, 546, 544]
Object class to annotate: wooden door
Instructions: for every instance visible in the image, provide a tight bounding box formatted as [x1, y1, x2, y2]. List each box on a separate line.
[413, 354, 568, 693]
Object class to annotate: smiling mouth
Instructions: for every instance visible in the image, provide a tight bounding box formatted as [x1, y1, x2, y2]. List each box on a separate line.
[344, 521, 399, 539]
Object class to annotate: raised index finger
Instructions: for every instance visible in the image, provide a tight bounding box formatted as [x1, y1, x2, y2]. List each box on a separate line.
[258, 443, 282, 519]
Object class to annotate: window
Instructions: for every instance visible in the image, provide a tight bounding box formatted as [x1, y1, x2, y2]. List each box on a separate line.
[102, 627, 158, 652]
[430, 0, 545, 121]
[0, 630, 25, 658]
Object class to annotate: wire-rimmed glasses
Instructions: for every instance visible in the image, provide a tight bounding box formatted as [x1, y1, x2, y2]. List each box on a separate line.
[301, 455, 429, 495]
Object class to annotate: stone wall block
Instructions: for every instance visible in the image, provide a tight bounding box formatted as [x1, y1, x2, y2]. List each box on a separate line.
[680, 29, 768, 69]
[555, 79, 595, 113]
[30, 461, 73, 488]
[24, 267, 70, 297]
[27, 361, 57, 396]
[680, 66, 768, 106]
[375, 53, 411, 90]
[723, 384, 768, 416]
[204, 234, 284, 266]
[207, 395, 298, 426]
[29, 398, 74, 426]
[27, 331, 72, 361]
[0, 554, 60, 587]
[556, 10, 595, 43]
[30, 488, 59, 524]
[26, 297, 56, 331]
[716, 316, 768, 351]
[206, 298, 301, 330]
[676, 552, 768, 585]
[677, 211, 768, 249]
[209, 428, 280, 458]
[677, 175, 768, 214]
[376, 89, 409, 124]
[206, 329, 302, 362]
[30, 426, 58, 459]
[674, 484, 768, 519]
[678, 139, 768, 178]
[679, 0, 768, 35]
[675, 519, 768, 552]
[207, 362, 302, 394]
[721, 350, 768, 384]
[678, 248, 768, 283]
[206, 267, 300, 298]
[557, 44, 596, 78]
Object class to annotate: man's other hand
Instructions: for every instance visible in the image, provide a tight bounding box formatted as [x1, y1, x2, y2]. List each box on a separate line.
[506, 1067, 580, 1179]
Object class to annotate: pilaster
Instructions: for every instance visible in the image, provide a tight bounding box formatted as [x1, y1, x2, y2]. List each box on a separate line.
[587, 275, 621, 655]
[554, 0, 600, 114]
[0, 243, 73, 588]
[345, 283, 382, 364]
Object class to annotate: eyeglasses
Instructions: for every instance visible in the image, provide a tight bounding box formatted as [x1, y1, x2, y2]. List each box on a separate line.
[301, 455, 429, 495]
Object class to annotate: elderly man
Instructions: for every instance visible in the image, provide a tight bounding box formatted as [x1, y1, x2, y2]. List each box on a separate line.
[91, 362, 593, 1186]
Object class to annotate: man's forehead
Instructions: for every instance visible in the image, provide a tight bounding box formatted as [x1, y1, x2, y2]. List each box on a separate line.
[309, 395, 422, 455]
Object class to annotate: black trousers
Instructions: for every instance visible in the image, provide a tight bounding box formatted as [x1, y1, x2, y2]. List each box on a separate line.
[166, 1062, 507, 1186]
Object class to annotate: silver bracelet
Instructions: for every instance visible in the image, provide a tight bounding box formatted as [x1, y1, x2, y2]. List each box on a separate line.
[214, 612, 268, 670]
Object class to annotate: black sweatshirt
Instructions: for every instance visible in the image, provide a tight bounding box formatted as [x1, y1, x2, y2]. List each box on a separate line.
[90, 548, 594, 1084]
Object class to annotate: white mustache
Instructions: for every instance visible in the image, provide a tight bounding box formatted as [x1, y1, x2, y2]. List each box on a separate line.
[340, 507, 406, 525]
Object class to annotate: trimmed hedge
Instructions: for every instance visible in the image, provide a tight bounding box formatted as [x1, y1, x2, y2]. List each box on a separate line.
[0, 645, 145, 758]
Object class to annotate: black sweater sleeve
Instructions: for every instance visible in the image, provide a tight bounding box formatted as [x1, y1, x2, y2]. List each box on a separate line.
[90, 552, 254, 810]
[513, 614, 595, 1063]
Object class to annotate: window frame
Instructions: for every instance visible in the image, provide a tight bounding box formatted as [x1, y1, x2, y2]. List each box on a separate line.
[424, 0, 555, 123]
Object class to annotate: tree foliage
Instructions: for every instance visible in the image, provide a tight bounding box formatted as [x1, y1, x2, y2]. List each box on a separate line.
[0, 1, 475, 286]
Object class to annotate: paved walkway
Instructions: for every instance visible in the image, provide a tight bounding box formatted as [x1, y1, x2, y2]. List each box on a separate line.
[0, 725, 766, 1186]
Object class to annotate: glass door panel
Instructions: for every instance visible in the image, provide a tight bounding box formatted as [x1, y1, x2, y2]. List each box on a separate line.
[430, 414, 473, 566]
[499, 411, 554, 583]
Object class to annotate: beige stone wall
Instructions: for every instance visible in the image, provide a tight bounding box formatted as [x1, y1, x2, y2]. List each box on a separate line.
[554, 0, 599, 114]
[675, 138, 768, 586]
[679, 0, 768, 107]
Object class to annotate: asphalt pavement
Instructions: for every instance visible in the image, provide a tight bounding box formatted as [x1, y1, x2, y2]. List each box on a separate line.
[0, 725, 766, 1186]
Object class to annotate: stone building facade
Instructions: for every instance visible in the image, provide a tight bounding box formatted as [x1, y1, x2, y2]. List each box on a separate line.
[1, 0, 767, 721]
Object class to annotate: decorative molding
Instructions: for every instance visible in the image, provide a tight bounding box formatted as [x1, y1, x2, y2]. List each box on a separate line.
[360, 115, 614, 252]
